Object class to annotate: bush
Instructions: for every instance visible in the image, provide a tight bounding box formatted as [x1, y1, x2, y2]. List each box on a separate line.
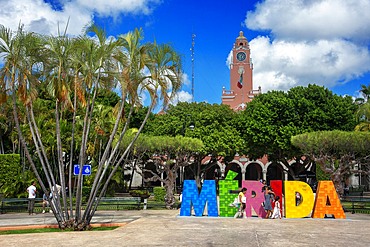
[0, 154, 36, 197]
[129, 190, 150, 197]
[153, 187, 166, 202]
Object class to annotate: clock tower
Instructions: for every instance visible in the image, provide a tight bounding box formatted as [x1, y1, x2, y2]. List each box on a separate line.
[221, 31, 261, 110]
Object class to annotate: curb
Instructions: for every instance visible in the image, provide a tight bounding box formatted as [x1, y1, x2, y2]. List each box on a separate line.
[0, 222, 127, 231]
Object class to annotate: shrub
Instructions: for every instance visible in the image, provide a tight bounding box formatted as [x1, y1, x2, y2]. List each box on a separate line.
[129, 190, 150, 197]
[153, 187, 166, 202]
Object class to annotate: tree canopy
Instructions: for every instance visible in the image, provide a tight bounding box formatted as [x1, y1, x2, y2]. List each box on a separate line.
[236, 84, 357, 176]
[291, 130, 370, 194]
[144, 102, 245, 159]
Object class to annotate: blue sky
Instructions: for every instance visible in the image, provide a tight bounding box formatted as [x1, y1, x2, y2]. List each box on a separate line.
[1, 0, 370, 106]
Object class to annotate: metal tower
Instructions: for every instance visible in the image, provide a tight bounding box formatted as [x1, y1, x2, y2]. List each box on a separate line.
[191, 33, 195, 102]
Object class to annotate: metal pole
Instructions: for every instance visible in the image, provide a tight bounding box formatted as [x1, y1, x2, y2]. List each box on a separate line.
[191, 34, 195, 102]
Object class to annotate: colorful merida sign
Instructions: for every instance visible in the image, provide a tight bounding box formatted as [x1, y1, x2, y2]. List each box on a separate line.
[180, 171, 345, 219]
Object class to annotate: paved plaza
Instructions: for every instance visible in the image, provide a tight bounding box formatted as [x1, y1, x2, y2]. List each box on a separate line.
[1, 210, 370, 246]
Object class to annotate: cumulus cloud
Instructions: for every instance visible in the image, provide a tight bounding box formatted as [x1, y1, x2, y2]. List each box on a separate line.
[182, 73, 191, 86]
[0, 0, 159, 36]
[250, 36, 370, 92]
[246, 0, 370, 42]
[76, 0, 161, 18]
[226, 50, 233, 69]
[239, 0, 370, 93]
[170, 91, 193, 106]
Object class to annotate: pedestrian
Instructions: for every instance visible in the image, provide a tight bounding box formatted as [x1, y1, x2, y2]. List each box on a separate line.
[295, 192, 301, 206]
[263, 186, 275, 219]
[42, 189, 53, 214]
[27, 181, 37, 215]
[235, 187, 247, 218]
[261, 180, 267, 192]
[271, 195, 282, 219]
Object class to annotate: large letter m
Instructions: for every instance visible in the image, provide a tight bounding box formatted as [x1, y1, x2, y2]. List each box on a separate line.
[180, 180, 218, 217]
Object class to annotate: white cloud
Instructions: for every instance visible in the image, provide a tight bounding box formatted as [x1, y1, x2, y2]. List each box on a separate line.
[170, 90, 192, 105]
[226, 50, 233, 68]
[0, 0, 91, 36]
[0, 0, 159, 36]
[182, 73, 191, 86]
[250, 36, 370, 92]
[76, 0, 161, 18]
[237, 0, 370, 93]
[245, 0, 370, 42]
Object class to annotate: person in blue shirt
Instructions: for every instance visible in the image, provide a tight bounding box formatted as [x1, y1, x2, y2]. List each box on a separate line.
[42, 189, 52, 213]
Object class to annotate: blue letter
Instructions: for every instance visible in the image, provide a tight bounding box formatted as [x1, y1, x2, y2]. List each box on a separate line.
[180, 180, 218, 217]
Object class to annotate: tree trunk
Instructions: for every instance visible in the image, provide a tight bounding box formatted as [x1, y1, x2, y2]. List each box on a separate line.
[164, 182, 175, 209]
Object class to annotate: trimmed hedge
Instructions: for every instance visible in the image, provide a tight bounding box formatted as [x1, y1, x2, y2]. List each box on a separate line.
[153, 187, 166, 202]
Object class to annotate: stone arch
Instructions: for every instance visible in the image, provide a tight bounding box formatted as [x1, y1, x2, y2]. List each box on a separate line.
[265, 161, 287, 184]
[225, 160, 243, 187]
[244, 160, 264, 181]
[203, 160, 223, 180]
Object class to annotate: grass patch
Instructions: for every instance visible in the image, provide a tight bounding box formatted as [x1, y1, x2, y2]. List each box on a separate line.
[0, 226, 119, 235]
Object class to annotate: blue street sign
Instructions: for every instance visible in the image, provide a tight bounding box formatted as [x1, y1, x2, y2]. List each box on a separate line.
[74, 164, 91, 176]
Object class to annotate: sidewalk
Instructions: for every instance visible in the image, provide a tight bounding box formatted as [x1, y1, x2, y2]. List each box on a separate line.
[1, 211, 370, 246]
[0, 210, 176, 230]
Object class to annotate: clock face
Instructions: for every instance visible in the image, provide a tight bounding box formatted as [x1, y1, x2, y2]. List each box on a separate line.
[236, 52, 246, 62]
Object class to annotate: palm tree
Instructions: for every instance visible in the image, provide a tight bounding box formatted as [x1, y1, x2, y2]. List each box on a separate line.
[0, 24, 52, 206]
[83, 28, 183, 224]
[82, 28, 149, 224]
[355, 84, 370, 132]
[0, 23, 184, 230]
[355, 102, 370, 131]
[360, 84, 370, 101]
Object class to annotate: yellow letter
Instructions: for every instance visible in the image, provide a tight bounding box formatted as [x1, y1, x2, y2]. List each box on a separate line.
[285, 181, 314, 218]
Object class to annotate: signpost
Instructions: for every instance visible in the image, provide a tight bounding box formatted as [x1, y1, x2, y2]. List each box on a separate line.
[73, 164, 91, 176]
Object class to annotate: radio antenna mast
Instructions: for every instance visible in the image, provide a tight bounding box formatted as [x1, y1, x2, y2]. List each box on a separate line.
[191, 33, 196, 102]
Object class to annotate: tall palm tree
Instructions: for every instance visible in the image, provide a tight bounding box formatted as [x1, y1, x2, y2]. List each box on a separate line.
[1, 23, 184, 230]
[355, 102, 370, 131]
[355, 84, 370, 132]
[360, 84, 370, 101]
[84, 29, 183, 224]
[82, 28, 147, 223]
[0, 24, 52, 209]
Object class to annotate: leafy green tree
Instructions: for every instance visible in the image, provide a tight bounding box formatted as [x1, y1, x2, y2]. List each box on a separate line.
[236, 84, 357, 178]
[128, 134, 204, 208]
[144, 102, 245, 187]
[145, 102, 244, 156]
[291, 130, 370, 195]
[0, 154, 20, 197]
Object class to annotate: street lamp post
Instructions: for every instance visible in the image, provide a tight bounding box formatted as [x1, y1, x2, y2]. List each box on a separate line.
[182, 114, 195, 136]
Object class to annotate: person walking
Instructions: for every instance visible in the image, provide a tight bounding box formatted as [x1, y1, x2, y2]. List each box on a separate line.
[271, 195, 282, 219]
[27, 181, 37, 215]
[235, 188, 247, 218]
[263, 186, 275, 219]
